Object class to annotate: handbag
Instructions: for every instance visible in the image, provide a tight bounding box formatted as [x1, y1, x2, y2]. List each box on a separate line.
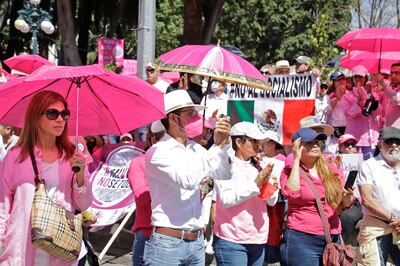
[300, 168, 355, 266]
[30, 151, 83, 262]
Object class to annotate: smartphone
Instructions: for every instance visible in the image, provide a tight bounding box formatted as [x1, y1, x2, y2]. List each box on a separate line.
[344, 170, 358, 189]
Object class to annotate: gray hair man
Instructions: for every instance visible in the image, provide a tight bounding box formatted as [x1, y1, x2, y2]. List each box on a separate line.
[358, 126, 400, 265]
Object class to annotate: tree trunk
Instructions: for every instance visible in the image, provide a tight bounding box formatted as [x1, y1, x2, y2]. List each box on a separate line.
[397, 0, 400, 27]
[183, 0, 203, 44]
[357, 0, 362, 28]
[201, 0, 224, 44]
[78, 0, 94, 64]
[0, 0, 10, 31]
[57, 0, 82, 65]
[107, 0, 129, 38]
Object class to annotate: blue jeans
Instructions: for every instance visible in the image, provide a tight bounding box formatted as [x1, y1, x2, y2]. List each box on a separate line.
[213, 235, 265, 266]
[143, 232, 204, 266]
[132, 230, 149, 266]
[376, 233, 400, 266]
[280, 229, 340, 266]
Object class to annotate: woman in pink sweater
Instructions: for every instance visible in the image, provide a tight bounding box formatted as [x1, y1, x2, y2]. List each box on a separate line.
[213, 122, 278, 266]
[0, 91, 92, 266]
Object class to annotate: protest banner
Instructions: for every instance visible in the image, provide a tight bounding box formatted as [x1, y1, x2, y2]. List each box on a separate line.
[89, 144, 144, 227]
[340, 153, 364, 176]
[227, 73, 317, 144]
[98, 38, 124, 66]
[121, 59, 137, 76]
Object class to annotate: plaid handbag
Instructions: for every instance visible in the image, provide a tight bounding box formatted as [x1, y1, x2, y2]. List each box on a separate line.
[30, 151, 83, 262]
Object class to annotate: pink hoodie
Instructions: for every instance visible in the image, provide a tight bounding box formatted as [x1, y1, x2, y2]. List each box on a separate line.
[0, 147, 92, 266]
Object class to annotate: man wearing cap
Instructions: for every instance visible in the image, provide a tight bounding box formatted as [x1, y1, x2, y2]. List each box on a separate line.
[144, 90, 231, 265]
[294, 56, 311, 74]
[357, 127, 400, 265]
[145, 63, 170, 93]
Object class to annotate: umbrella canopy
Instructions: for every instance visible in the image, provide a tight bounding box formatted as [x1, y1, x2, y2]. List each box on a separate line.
[4, 54, 53, 75]
[340, 50, 400, 73]
[152, 44, 271, 90]
[0, 64, 165, 136]
[337, 28, 400, 53]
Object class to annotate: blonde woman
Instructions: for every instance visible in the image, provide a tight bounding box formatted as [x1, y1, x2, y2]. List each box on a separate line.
[279, 128, 354, 266]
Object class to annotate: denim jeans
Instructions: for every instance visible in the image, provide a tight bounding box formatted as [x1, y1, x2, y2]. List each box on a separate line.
[132, 230, 150, 266]
[376, 233, 400, 266]
[143, 232, 204, 266]
[213, 235, 265, 266]
[279, 229, 340, 266]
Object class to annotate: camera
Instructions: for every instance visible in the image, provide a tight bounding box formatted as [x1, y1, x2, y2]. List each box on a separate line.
[362, 95, 379, 116]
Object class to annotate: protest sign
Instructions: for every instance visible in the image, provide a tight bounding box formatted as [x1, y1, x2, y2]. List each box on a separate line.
[121, 59, 137, 76]
[227, 73, 317, 144]
[98, 38, 124, 66]
[90, 144, 143, 227]
[340, 153, 364, 175]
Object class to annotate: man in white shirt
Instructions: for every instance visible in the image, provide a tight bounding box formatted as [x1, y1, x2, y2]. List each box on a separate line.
[144, 90, 231, 265]
[200, 80, 228, 128]
[145, 63, 170, 93]
[358, 127, 400, 265]
[0, 124, 19, 161]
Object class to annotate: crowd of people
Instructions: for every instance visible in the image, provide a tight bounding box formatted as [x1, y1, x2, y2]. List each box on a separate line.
[0, 55, 399, 266]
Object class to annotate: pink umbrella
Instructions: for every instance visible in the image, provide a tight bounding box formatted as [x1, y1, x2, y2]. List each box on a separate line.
[340, 50, 400, 73]
[159, 71, 180, 83]
[0, 64, 165, 137]
[4, 54, 53, 75]
[337, 28, 400, 72]
[153, 44, 271, 90]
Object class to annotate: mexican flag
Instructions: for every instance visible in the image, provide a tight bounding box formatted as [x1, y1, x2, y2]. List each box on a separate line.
[227, 74, 317, 145]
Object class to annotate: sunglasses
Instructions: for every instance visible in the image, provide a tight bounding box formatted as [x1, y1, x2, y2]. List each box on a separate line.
[303, 140, 323, 147]
[43, 108, 71, 121]
[343, 142, 356, 148]
[383, 138, 400, 146]
[145, 69, 155, 74]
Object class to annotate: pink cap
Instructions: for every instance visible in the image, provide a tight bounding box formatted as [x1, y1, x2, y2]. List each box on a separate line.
[338, 134, 358, 145]
[352, 65, 368, 77]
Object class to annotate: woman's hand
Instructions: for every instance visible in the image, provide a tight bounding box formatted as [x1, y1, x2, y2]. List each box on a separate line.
[292, 138, 303, 162]
[341, 187, 355, 208]
[254, 163, 273, 188]
[70, 151, 87, 187]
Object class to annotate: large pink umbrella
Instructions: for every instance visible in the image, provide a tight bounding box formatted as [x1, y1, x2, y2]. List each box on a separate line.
[0, 64, 165, 137]
[337, 28, 400, 72]
[4, 54, 53, 75]
[340, 50, 400, 73]
[152, 44, 271, 90]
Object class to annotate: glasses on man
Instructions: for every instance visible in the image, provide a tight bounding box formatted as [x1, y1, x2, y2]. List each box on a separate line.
[383, 138, 400, 146]
[390, 71, 400, 75]
[178, 108, 197, 118]
[42, 109, 71, 121]
[145, 69, 155, 74]
[343, 141, 356, 148]
[245, 137, 259, 144]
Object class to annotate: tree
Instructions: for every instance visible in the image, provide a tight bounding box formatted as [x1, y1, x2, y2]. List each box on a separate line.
[351, 0, 398, 28]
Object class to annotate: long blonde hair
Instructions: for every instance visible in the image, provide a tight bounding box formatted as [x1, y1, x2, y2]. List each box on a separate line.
[315, 155, 343, 209]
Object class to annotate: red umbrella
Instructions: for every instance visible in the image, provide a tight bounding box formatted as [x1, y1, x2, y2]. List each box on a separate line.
[0, 64, 165, 136]
[340, 50, 400, 73]
[4, 54, 53, 75]
[153, 44, 271, 90]
[337, 28, 400, 71]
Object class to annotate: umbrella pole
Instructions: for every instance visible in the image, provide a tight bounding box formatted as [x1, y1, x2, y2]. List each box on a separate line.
[202, 77, 212, 129]
[72, 82, 81, 173]
[378, 39, 382, 73]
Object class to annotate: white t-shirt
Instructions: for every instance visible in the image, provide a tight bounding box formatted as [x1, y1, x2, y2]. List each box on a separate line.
[357, 154, 400, 216]
[152, 79, 170, 93]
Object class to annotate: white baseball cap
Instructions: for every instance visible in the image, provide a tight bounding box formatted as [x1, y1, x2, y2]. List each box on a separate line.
[264, 130, 283, 145]
[352, 65, 368, 76]
[231, 121, 266, 140]
[164, 90, 206, 114]
[150, 120, 165, 133]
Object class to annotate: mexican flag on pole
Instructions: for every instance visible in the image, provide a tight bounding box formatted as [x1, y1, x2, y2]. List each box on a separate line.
[227, 74, 317, 145]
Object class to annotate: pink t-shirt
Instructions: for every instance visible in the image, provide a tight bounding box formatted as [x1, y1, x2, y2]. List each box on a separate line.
[280, 155, 344, 235]
[128, 154, 152, 237]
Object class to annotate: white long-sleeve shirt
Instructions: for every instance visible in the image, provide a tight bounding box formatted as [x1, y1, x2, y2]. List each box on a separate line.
[145, 133, 230, 230]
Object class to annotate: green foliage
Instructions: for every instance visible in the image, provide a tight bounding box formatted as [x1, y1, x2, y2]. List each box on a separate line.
[213, 0, 352, 68]
[104, 61, 123, 74]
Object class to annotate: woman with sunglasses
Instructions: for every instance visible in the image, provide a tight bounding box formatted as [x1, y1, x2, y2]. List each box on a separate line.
[212, 122, 278, 266]
[279, 128, 354, 266]
[0, 90, 92, 266]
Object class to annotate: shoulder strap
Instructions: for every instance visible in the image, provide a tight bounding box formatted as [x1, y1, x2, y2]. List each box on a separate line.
[299, 168, 332, 244]
[29, 150, 43, 185]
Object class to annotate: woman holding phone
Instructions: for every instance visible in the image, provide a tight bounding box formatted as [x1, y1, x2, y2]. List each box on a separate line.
[279, 128, 354, 266]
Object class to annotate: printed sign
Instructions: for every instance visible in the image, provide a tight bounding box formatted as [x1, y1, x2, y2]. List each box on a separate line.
[90, 144, 144, 227]
[98, 38, 125, 66]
